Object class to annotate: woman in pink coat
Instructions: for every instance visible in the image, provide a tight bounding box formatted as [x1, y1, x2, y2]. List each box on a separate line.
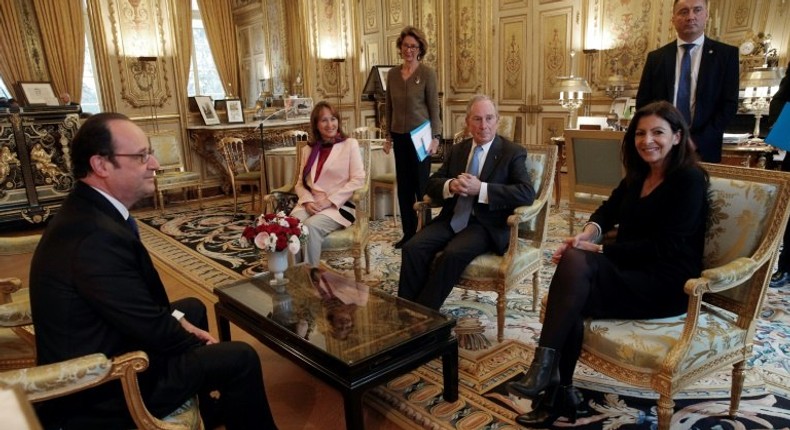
[291, 101, 366, 267]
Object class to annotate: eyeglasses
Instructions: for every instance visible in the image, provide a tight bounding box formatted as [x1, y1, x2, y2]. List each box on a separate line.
[402, 44, 420, 52]
[112, 148, 155, 164]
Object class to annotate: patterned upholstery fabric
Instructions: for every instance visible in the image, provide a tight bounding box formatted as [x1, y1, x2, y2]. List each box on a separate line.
[155, 171, 201, 187]
[0, 300, 32, 326]
[581, 176, 779, 372]
[0, 352, 203, 429]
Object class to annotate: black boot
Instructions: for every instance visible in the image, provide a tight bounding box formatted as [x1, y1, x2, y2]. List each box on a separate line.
[506, 347, 560, 398]
[515, 384, 585, 427]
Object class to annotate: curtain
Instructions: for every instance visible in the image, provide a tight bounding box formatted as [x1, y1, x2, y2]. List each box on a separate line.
[32, 0, 84, 102]
[197, 0, 239, 101]
[0, 0, 36, 99]
[172, 0, 193, 98]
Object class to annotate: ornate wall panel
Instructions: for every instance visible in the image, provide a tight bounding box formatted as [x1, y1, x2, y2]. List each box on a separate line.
[265, 0, 289, 96]
[384, 0, 406, 32]
[448, 0, 483, 95]
[108, 0, 171, 110]
[499, 17, 526, 103]
[593, 0, 654, 90]
[385, 34, 400, 65]
[416, 0, 440, 73]
[362, 0, 380, 35]
[309, 0, 350, 102]
[499, 0, 529, 11]
[363, 40, 382, 73]
[539, 13, 570, 102]
[725, 0, 756, 32]
[16, 0, 49, 81]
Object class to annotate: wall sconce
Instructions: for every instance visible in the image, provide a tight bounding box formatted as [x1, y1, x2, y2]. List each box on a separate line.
[554, 51, 592, 129]
[740, 66, 781, 137]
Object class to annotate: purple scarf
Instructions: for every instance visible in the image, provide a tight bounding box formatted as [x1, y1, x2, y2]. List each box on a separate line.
[302, 135, 346, 192]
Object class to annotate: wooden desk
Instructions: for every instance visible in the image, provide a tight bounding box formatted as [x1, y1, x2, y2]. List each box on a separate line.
[721, 143, 775, 169]
[187, 119, 309, 194]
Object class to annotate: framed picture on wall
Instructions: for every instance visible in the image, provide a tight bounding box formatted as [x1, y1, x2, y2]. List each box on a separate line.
[195, 96, 220, 125]
[19, 82, 59, 106]
[226, 99, 244, 123]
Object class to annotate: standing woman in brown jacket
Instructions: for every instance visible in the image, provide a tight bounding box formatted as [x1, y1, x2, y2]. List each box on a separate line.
[385, 26, 442, 248]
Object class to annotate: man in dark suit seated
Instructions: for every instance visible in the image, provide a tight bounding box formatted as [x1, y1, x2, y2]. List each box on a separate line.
[635, 0, 739, 162]
[29, 113, 278, 429]
[398, 95, 535, 310]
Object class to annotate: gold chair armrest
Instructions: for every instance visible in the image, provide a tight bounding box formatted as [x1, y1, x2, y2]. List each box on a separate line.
[0, 353, 111, 402]
[509, 195, 548, 225]
[685, 257, 759, 296]
[0, 278, 23, 304]
[0, 301, 32, 327]
[414, 196, 440, 231]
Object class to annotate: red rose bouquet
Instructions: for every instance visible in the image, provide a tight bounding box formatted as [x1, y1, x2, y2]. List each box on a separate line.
[240, 211, 308, 254]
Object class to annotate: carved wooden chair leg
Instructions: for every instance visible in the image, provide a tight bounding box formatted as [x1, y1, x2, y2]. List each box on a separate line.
[656, 395, 674, 430]
[730, 360, 746, 417]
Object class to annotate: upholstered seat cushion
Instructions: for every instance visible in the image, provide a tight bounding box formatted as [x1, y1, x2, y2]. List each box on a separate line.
[236, 171, 261, 181]
[155, 171, 201, 188]
[583, 307, 747, 372]
[371, 173, 396, 183]
[324, 222, 368, 248]
[460, 244, 541, 280]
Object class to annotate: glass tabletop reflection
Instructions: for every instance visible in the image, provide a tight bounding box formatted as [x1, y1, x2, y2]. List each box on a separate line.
[214, 264, 453, 364]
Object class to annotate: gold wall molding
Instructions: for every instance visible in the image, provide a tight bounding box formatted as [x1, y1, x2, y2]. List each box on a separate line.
[448, 0, 483, 94]
[17, 0, 49, 81]
[109, 0, 171, 109]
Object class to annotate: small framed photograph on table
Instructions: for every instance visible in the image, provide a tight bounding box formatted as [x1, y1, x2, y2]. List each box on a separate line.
[226, 99, 245, 123]
[19, 82, 59, 106]
[195, 96, 220, 125]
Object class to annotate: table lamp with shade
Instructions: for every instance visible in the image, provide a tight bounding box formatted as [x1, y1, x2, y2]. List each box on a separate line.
[554, 51, 592, 129]
[740, 66, 782, 137]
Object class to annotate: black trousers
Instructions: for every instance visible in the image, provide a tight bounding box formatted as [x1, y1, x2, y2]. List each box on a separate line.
[40, 298, 278, 430]
[391, 131, 432, 241]
[148, 297, 278, 430]
[398, 217, 494, 309]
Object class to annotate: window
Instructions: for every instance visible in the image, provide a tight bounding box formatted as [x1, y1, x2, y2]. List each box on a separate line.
[80, 34, 101, 114]
[81, 0, 101, 113]
[0, 78, 10, 100]
[187, 0, 225, 100]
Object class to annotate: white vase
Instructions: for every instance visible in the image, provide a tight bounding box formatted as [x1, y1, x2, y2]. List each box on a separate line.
[266, 250, 289, 285]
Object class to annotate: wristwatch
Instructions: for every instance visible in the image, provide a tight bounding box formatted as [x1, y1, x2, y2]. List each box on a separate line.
[433, 134, 441, 140]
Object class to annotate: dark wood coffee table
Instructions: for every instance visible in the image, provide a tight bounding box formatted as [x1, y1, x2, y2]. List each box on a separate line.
[213, 264, 458, 429]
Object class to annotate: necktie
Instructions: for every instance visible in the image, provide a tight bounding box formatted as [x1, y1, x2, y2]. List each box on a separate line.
[127, 216, 140, 239]
[450, 144, 483, 233]
[677, 43, 694, 125]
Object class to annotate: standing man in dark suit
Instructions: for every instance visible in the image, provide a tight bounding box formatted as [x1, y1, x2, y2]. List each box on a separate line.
[398, 95, 535, 310]
[635, 0, 739, 162]
[29, 113, 278, 429]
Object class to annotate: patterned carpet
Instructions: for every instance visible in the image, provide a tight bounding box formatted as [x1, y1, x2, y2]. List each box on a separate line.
[136, 199, 790, 428]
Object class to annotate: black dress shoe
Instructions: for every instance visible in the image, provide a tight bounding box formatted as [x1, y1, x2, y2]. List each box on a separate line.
[516, 384, 585, 427]
[770, 271, 790, 288]
[506, 346, 560, 398]
[394, 237, 411, 249]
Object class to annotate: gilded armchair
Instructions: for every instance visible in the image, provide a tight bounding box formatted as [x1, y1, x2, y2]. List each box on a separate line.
[540, 163, 790, 430]
[351, 126, 395, 226]
[149, 134, 203, 213]
[0, 234, 40, 371]
[217, 136, 261, 215]
[0, 351, 203, 430]
[264, 138, 372, 281]
[415, 143, 557, 342]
